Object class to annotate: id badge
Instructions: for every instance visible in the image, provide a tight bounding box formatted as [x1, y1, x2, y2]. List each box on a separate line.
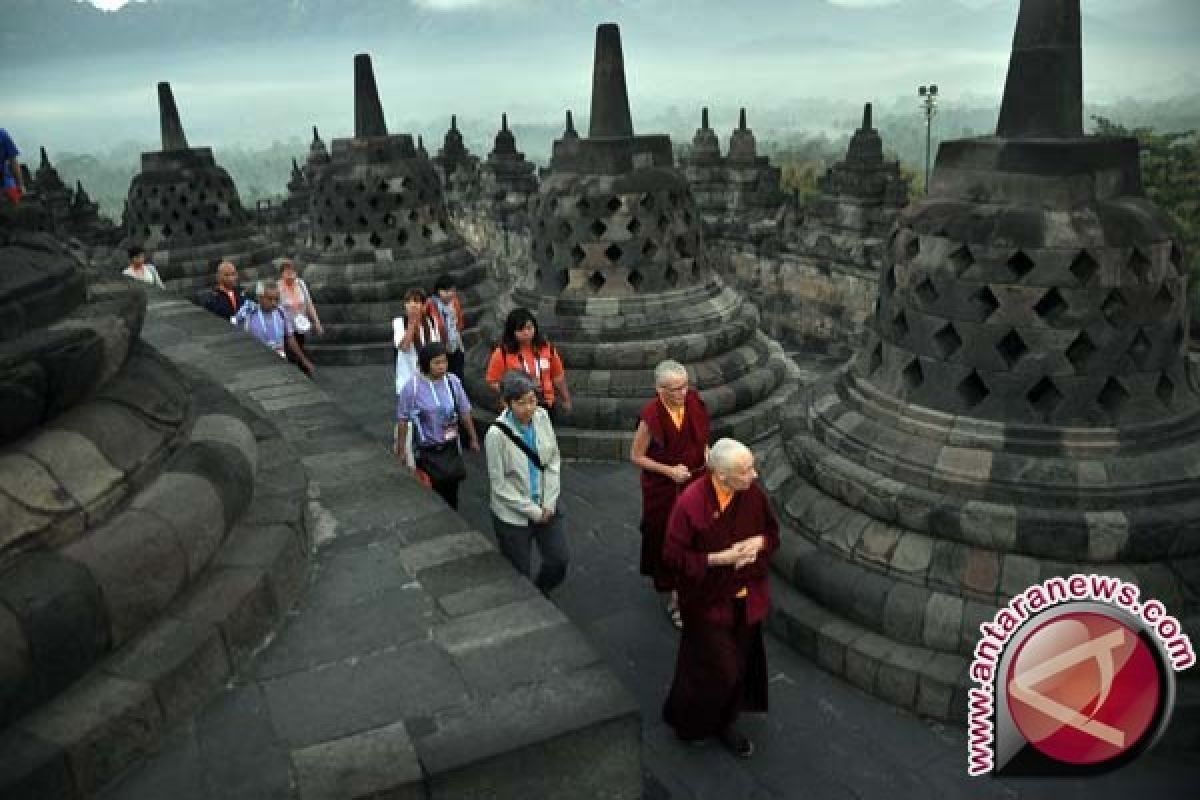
[538, 357, 551, 370]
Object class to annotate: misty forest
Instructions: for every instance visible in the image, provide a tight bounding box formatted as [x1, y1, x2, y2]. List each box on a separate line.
[6, 0, 1199, 304]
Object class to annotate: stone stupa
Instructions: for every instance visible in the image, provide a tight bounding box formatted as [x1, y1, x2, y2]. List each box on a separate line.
[480, 113, 538, 231]
[296, 55, 495, 364]
[760, 0, 1200, 743]
[123, 82, 277, 293]
[464, 23, 796, 458]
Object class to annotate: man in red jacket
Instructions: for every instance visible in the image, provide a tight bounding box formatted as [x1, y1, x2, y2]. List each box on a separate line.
[661, 437, 779, 758]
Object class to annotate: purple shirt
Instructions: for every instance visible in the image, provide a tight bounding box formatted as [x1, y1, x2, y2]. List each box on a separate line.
[397, 374, 472, 447]
[242, 306, 293, 352]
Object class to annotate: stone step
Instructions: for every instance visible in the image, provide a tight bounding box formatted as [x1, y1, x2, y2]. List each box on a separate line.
[0, 362, 314, 798]
[767, 555, 971, 723]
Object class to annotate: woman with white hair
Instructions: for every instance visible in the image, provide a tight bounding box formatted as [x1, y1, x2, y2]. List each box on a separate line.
[661, 437, 778, 759]
[630, 360, 710, 629]
[485, 369, 568, 591]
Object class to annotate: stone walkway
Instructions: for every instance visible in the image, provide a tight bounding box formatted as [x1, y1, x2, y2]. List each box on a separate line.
[322, 364, 1200, 800]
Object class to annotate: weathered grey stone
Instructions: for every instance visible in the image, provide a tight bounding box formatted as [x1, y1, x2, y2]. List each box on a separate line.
[102, 618, 230, 726]
[436, 575, 539, 618]
[175, 567, 278, 665]
[415, 663, 639, 796]
[434, 596, 563, 656]
[291, 721, 423, 800]
[189, 413, 258, 476]
[262, 640, 468, 748]
[921, 593, 964, 653]
[62, 509, 188, 646]
[0, 553, 108, 724]
[0, 729, 75, 800]
[213, 523, 309, 613]
[0, 452, 76, 515]
[0, 604, 32, 725]
[20, 429, 122, 516]
[396, 531, 493, 574]
[132, 472, 225, 577]
[255, 587, 434, 680]
[452, 622, 599, 697]
[22, 674, 163, 796]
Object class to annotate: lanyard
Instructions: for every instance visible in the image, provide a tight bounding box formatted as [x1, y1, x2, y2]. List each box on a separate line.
[520, 348, 542, 380]
[256, 309, 283, 346]
[424, 376, 453, 415]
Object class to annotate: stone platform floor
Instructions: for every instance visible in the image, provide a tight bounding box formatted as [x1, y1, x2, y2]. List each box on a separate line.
[317, 363, 1200, 800]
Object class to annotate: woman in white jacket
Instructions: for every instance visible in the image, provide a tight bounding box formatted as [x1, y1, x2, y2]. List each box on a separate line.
[485, 369, 567, 591]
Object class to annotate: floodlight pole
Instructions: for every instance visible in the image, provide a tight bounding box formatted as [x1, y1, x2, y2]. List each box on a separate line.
[918, 84, 938, 195]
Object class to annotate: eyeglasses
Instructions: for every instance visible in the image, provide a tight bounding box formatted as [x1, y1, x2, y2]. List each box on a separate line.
[509, 394, 539, 407]
[658, 382, 689, 393]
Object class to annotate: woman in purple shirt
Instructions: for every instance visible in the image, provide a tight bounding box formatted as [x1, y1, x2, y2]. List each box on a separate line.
[395, 341, 480, 509]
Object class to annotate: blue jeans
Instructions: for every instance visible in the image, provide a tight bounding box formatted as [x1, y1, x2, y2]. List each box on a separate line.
[491, 512, 569, 591]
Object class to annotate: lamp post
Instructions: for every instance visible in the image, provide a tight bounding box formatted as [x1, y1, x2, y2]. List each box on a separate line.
[918, 84, 938, 195]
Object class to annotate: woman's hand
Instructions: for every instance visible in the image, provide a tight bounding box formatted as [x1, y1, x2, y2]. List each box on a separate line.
[667, 464, 692, 484]
[468, 437, 481, 452]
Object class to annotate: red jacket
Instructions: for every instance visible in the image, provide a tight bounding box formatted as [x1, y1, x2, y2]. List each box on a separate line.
[424, 295, 465, 349]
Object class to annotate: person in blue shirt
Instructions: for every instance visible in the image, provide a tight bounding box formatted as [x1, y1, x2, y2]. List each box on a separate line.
[238, 280, 316, 376]
[0, 128, 25, 204]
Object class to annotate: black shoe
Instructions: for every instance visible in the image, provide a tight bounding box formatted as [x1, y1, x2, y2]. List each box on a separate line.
[720, 727, 754, 758]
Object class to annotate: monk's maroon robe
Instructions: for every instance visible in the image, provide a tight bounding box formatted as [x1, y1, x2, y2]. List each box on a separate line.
[637, 390, 709, 591]
[661, 477, 779, 740]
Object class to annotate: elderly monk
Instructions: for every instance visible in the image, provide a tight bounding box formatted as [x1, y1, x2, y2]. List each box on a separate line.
[661, 438, 779, 758]
[630, 360, 710, 629]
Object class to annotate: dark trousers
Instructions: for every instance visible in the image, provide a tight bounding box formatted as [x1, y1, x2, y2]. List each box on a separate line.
[431, 478, 460, 510]
[287, 332, 313, 377]
[491, 512, 569, 591]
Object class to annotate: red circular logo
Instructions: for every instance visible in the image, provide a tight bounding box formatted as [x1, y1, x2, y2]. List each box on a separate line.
[1006, 611, 1162, 765]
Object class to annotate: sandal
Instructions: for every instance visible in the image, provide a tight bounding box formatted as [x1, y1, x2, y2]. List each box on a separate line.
[666, 603, 683, 630]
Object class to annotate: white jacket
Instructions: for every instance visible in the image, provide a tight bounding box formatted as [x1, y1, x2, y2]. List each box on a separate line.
[485, 408, 561, 526]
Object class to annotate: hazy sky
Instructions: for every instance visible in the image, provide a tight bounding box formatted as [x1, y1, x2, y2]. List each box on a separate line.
[13, 0, 1195, 155]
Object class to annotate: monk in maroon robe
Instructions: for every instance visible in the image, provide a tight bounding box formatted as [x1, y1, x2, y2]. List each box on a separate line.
[630, 361, 710, 628]
[661, 438, 778, 758]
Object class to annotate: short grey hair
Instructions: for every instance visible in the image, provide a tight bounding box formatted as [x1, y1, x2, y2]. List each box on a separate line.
[708, 438, 751, 477]
[499, 369, 539, 402]
[654, 360, 689, 387]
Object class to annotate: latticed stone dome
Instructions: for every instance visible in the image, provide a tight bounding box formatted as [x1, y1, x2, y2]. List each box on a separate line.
[529, 170, 709, 297]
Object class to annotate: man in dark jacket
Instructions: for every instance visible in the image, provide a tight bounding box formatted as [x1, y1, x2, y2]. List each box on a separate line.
[202, 260, 248, 320]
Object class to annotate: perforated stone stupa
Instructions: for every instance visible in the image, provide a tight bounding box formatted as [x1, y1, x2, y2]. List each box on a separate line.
[296, 55, 495, 365]
[464, 23, 796, 458]
[759, 0, 1200, 739]
[737, 102, 911, 356]
[432, 115, 482, 213]
[681, 107, 786, 242]
[481, 113, 538, 231]
[123, 82, 277, 293]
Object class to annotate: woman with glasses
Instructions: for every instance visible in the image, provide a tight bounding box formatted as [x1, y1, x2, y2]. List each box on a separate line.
[630, 360, 710, 629]
[485, 369, 568, 592]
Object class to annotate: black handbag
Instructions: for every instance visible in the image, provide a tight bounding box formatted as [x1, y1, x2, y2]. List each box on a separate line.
[416, 439, 466, 483]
